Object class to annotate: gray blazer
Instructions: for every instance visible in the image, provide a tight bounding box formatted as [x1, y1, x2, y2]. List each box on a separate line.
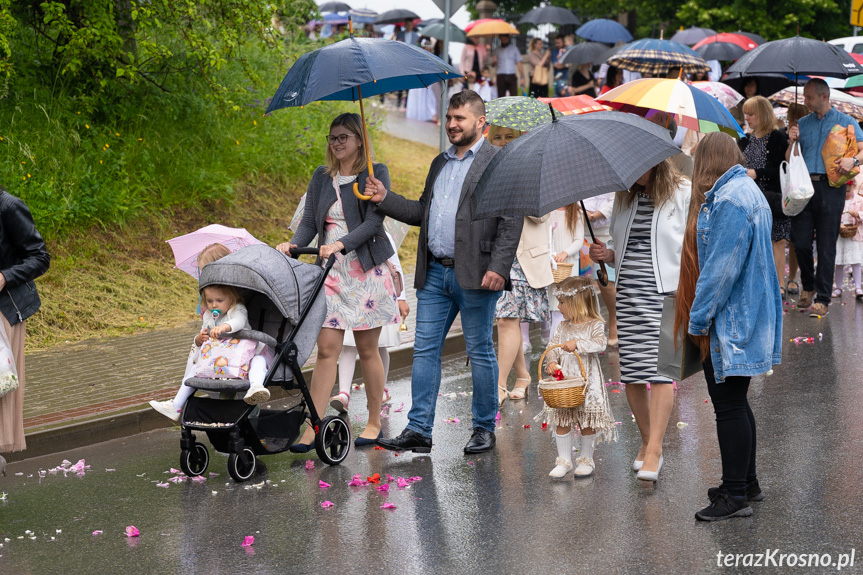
[375, 138, 523, 290]
[291, 164, 394, 271]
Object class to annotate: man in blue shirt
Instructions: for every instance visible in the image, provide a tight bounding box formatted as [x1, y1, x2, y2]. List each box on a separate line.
[365, 90, 522, 454]
[787, 78, 863, 317]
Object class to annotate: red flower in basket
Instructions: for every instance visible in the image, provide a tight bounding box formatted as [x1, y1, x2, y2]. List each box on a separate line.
[553, 369, 565, 381]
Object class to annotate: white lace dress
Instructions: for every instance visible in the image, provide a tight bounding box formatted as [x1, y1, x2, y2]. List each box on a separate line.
[537, 318, 617, 443]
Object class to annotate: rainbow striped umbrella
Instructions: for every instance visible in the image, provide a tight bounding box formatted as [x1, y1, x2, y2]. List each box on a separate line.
[596, 78, 743, 137]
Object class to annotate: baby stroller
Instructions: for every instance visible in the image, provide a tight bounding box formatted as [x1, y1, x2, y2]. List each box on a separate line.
[177, 244, 350, 482]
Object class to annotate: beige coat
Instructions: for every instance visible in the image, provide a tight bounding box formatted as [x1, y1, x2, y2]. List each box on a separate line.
[516, 215, 554, 289]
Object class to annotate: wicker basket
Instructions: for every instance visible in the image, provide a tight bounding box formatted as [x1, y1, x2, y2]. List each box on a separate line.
[537, 344, 587, 409]
[551, 262, 574, 283]
[840, 223, 859, 239]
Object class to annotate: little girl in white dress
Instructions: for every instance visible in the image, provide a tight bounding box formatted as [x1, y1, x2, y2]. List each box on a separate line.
[539, 276, 617, 478]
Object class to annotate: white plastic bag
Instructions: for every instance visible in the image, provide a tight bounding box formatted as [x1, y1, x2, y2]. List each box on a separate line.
[780, 142, 815, 217]
[0, 324, 19, 398]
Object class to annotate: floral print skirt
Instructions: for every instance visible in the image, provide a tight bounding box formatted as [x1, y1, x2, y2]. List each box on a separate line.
[322, 200, 398, 331]
[495, 261, 551, 322]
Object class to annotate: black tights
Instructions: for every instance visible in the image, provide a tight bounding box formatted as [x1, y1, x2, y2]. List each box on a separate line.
[702, 356, 757, 496]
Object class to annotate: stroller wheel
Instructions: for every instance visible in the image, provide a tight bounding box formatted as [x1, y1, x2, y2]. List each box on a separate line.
[228, 447, 257, 482]
[315, 416, 351, 465]
[180, 444, 210, 477]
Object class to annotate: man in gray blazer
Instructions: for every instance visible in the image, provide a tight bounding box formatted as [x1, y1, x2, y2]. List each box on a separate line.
[364, 90, 523, 454]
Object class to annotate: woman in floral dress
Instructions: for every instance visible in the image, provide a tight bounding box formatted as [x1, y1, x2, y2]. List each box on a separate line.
[278, 113, 399, 451]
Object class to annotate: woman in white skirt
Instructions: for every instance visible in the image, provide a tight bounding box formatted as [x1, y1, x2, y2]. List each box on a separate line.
[547, 203, 585, 336]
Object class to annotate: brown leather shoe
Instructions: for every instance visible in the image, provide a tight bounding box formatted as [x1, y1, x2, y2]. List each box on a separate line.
[809, 302, 829, 318]
[797, 289, 815, 309]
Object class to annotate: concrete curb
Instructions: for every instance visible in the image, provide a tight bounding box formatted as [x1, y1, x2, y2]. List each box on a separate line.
[11, 329, 473, 462]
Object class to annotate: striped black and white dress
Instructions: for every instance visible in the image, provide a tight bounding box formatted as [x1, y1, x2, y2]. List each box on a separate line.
[615, 194, 673, 385]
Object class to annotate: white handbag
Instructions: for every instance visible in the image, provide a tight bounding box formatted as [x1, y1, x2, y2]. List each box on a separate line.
[780, 142, 815, 217]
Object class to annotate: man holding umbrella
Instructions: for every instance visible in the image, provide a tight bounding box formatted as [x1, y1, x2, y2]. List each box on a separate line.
[787, 79, 863, 317]
[363, 90, 523, 454]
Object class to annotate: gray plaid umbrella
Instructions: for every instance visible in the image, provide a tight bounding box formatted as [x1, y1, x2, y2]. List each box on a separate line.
[473, 110, 680, 219]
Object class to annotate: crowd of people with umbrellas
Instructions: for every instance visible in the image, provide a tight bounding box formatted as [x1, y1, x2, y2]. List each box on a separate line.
[137, 11, 863, 522]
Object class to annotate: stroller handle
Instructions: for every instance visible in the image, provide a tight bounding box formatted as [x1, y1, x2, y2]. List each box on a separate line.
[289, 247, 321, 256]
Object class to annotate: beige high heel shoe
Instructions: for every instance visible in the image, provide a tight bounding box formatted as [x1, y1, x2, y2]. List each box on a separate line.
[509, 378, 530, 400]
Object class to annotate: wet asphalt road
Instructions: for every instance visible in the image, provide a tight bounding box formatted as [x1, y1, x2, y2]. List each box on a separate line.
[3, 297, 863, 574]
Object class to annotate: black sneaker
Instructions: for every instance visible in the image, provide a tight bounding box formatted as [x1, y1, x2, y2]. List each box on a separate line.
[696, 488, 753, 521]
[708, 480, 764, 502]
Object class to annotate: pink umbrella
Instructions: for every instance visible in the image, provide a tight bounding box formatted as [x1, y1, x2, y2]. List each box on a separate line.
[691, 81, 744, 109]
[167, 224, 265, 278]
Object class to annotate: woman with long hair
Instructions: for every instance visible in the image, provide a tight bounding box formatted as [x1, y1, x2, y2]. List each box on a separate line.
[277, 112, 399, 451]
[526, 38, 551, 98]
[589, 159, 690, 482]
[676, 132, 782, 520]
[738, 96, 790, 298]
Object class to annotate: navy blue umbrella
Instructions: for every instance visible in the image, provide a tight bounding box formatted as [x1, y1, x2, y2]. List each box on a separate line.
[576, 19, 632, 45]
[267, 21, 461, 197]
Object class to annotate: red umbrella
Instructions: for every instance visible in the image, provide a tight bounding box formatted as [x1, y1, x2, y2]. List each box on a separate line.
[538, 95, 611, 115]
[693, 33, 758, 52]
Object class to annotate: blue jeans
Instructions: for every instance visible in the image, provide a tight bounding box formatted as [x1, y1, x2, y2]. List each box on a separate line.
[406, 261, 501, 438]
[790, 180, 845, 305]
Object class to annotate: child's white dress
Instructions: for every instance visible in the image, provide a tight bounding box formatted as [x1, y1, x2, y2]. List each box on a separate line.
[539, 318, 617, 443]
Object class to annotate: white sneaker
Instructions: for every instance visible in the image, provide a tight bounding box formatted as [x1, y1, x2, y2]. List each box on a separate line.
[149, 400, 180, 422]
[573, 456, 595, 477]
[549, 457, 573, 478]
[244, 385, 270, 405]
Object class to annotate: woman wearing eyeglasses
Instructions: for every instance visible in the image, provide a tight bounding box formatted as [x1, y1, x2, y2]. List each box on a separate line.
[276, 112, 399, 452]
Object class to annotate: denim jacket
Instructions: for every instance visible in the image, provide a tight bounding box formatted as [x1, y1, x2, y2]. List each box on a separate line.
[688, 165, 782, 382]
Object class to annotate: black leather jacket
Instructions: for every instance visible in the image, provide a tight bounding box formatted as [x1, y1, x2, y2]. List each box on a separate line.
[0, 189, 50, 325]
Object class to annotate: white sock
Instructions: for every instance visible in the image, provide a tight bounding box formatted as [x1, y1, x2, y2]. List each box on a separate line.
[338, 345, 358, 395]
[556, 432, 572, 462]
[379, 347, 390, 381]
[172, 385, 195, 412]
[580, 434, 596, 461]
[248, 355, 268, 388]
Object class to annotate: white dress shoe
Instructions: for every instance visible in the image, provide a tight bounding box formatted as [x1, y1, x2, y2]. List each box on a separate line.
[636, 456, 664, 482]
[573, 456, 595, 477]
[633, 459, 644, 472]
[548, 457, 573, 478]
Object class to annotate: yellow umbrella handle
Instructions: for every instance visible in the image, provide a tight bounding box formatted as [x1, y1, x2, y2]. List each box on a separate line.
[352, 84, 374, 200]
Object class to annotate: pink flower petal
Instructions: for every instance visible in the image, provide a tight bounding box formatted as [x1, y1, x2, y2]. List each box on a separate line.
[191, 475, 207, 483]
[125, 526, 140, 538]
[386, 474, 395, 482]
[396, 478, 409, 488]
[321, 501, 334, 508]
[156, 482, 170, 488]
[319, 480, 331, 489]
[377, 484, 389, 492]
[304, 460, 315, 471]
[242, 536, 255, 547]
[168, 468, 181, 474]
[408, 476, 422, 482]
[380, 502, 396, 509]
[92, 530, 103, 536]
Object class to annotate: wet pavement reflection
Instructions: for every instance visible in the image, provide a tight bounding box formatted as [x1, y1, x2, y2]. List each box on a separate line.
[2, 298, 863, 573]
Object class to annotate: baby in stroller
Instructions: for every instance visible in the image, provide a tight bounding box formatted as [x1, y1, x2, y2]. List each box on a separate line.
[166, 244, 350, 482]
[150, 245, 272, 421]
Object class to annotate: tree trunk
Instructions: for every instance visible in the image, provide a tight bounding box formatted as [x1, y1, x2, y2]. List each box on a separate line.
[115, 0, 136, 60]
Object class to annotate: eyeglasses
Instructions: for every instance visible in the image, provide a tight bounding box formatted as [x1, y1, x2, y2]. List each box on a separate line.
[326, 134, 357, 145]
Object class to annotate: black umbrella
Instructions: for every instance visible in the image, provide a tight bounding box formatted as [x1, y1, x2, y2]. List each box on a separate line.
[473, 110, 680, 284]
[695, 42, 746, 62]
[727, 36, 863, 78]
[670, 26, 717, 46]
[374, 9, 420, 25]
[562, 42, 609, 66]
[318, 1, 351, 12]
[518, 6, 580, 26]
[721, 72, 800, 98]
[736, 31, 766, 45]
